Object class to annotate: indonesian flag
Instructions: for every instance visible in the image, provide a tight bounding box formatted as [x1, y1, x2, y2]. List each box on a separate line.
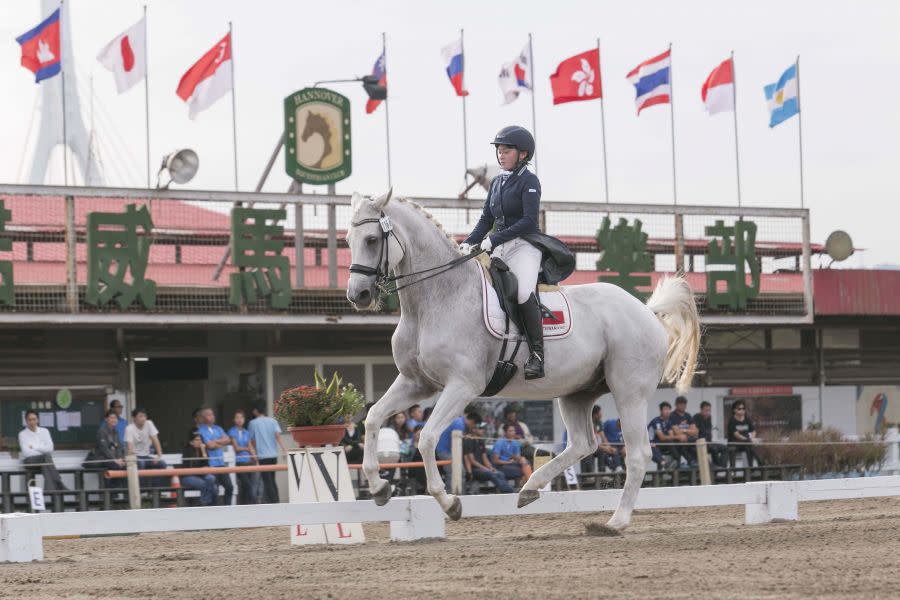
[176, 33, 232, 119]
[701, 57, 735, 115]
[96, 18, 146, 94]
[549, 49, 602, 105]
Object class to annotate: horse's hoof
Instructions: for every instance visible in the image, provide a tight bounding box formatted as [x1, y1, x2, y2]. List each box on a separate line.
[446, 496, 462, 521]
[584, 522, 623, 537]
[517, 489, 540, 508]
[371, 482, 392, 506]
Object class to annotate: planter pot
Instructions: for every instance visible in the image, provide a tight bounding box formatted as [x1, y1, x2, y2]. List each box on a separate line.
[287, 424, 346, 447]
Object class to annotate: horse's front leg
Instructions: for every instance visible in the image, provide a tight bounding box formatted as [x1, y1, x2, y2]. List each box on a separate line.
[417, 381, 477, 521]
[363, 375, 436, 506]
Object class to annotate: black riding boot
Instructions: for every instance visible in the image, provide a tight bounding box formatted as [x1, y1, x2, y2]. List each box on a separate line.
[519, 293, 545, 380]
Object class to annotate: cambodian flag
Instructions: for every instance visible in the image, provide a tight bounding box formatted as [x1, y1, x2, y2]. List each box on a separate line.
[366, 51, 387, 114]
[626, 48, 671, 115]
[441, 37, 468, 96]
[16, 8, 61, 83]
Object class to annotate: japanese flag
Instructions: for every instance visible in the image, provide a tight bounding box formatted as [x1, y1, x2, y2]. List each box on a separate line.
[96, 18, 146, 94]
[176, 33, 232, 120]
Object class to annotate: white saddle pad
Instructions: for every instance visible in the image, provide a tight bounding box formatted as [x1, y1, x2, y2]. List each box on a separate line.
[479, 265, 573, 340]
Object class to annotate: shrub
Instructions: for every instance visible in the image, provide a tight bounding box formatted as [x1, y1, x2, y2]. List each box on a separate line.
[275, 371, 365, 427]
[756, 428, 887, 476]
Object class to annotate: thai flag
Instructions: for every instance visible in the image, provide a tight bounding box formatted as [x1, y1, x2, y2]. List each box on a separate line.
[366, 50, 387, 114]
[441, 37, 468, 96]
[626, 48, 671, 114]
[16, 8, 62, 83]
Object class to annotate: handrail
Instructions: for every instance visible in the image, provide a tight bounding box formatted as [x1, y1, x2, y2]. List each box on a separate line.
[103, 460, 451, 478]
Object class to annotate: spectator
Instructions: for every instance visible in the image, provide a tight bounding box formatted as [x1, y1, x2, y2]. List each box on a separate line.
[436, 415, 466, 462]
[181, 430, 218, 506]
[408, 425, 428, 494]
[341, 413, 364, 464]
[422, 406, 434, 423]
[603, 418, 626, 460]
[463, 413, 513, 494]
[229, 410, 259, 505]
[695, 401, 727, 467]
[727, 401, 764, 468]
[392, 413, 414, 460]
[197, 406, 233, 506]
[648, 402, 678, 469]
[249, 404, 287, 503]
[108, 399, 128, 442]
[94, 409, 126, 475]
[18, 409, 68, 491]
[407, 404, 425, 431]
[187, 407, 202, 441]
[377, 419, 402, 464]
[669, 396, 699, 467]
[124, 408, 167, 488]
[491, 423, 534, 485]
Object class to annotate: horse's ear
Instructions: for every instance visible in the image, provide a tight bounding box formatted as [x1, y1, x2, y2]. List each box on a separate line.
[350, 192, 364, 213]
[372, 187, 393, 210]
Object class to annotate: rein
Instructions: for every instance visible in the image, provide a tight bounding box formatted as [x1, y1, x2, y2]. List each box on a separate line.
[349, 212, 485, 296]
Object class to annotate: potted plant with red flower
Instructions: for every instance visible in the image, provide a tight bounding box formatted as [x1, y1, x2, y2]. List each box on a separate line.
[276, 371, 365, 447]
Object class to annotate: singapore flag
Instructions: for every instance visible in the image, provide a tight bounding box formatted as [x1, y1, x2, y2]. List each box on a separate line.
[97, 18, 146, 94]
[177, 33, 233, 119]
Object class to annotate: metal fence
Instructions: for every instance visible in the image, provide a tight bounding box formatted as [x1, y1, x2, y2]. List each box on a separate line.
[0, 184, 812, 324]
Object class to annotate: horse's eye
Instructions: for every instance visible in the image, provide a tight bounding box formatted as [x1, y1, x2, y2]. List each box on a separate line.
[365, 235, 378, 246]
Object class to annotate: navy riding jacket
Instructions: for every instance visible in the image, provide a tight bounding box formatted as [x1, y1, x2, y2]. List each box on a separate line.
[464, 165, 541, 248]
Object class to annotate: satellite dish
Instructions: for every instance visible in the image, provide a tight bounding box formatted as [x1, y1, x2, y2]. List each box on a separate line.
[825, 230, 854, 263]
[156, 149, 199, 189]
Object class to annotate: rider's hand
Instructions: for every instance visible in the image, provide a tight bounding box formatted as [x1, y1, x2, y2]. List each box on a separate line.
[459, 242, 473, 255]
[480, 238, 493, 252]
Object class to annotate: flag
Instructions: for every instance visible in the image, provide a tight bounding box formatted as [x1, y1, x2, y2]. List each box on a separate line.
[441, 37, 468, 96]
[549, 49, 601, 105]
[97, 18, 146, 94]
[701, 57, 734, 115]
[176, 33, 233, 120]
[498, 43, 532, 104]
[15, 8, 61, 83]
[764, 64, 799, 128]
[365, 51, 387, 114]
[626, 48, 671, 114]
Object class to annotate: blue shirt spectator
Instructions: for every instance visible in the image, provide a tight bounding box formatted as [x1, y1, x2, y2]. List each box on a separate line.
[228, 425, 253, 464]
[436, 416, 465, 456]
[668, 409, 694, 434]
[491, 437, 522, 462]
[603, 419, 623, 445]
[116, 417, 127, 443]
[198, 423, 227, 467]
[248, 414, 282, 459]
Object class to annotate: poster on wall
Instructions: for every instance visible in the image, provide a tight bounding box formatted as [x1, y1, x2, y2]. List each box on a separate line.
[723, 386, 802, 435]
[856, 386, 900, 435]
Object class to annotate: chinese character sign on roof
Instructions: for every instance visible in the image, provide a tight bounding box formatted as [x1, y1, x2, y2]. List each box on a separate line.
[86, 204, 157, 309]
[705, 219, 760, 310]
[596, 216, 653, 299]
[229, 207, 291, 309]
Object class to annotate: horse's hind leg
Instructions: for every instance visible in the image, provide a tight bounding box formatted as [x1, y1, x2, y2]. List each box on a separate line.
[517, 391, 597, 508]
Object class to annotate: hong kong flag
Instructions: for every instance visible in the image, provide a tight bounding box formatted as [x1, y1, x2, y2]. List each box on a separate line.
[97, 18, 147, 94]
[16, 8, 61, 83]
[549, 48, 602, 105]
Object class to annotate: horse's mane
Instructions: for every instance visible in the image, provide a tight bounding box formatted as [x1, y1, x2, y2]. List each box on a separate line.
[394, 196, 458, 249]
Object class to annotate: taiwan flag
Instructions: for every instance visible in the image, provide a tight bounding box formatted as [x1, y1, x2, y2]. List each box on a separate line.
[365, 51, 387, 114]
[549, 49, 601, 105]
[16, 8, 61, 83]
[97, 17, 147, 94]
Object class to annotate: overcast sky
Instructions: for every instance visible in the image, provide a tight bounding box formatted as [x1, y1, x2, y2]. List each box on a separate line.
[1, 0, 898, 266]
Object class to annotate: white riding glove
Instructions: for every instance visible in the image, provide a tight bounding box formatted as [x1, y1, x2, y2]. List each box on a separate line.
[480, 238, 493, 252]
[459, 242, 473, 255]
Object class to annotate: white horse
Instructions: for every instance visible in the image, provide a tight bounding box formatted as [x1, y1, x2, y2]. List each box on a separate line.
[346, 190, 700, 531]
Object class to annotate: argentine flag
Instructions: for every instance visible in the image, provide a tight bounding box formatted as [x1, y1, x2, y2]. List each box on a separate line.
[764, 64, 799, 128]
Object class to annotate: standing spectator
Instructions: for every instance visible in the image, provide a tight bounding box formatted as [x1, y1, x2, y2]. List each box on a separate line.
[181, 431, 218, 506]
[408, 425, 428, 494]
[341, 413, 364, 464]
[249, 404, 287, 503]
[124, 408, 167, 487]
[228, 410, 259, 505]
[407, 405, 425, 431]
[695, 401, 726, 467]
[727, 401, 764, 467]
[18, 409, 68, 491]
[491, 424, 534, 485]
[108, 399, 128, 442]
[669, 396, 699, 467]
[648, 402, 678, 469]
[197, 406, 233, 506]
[463, 414, 513, 494]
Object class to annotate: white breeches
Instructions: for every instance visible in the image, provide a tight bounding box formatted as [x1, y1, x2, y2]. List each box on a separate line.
[493, 238, 542, 303]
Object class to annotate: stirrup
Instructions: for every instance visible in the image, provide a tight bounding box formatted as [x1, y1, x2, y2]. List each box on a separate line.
[524, 351, 545, 380]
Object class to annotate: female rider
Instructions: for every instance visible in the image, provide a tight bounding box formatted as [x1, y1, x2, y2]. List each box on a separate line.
[459, 126, 546, 380]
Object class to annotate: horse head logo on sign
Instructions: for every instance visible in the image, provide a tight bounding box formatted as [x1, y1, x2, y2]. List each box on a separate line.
[284, 88, 352, 185]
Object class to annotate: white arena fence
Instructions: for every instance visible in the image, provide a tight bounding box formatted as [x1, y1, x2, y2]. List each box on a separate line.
[3, 475, 900, 563]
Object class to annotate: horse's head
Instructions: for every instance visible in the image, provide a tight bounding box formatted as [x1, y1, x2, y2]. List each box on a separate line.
[301, 112, 327, 142]
[346, 188, 403, 309]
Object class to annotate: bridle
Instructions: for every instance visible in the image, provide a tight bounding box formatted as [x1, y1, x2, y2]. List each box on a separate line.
[348, 211, 485, 297]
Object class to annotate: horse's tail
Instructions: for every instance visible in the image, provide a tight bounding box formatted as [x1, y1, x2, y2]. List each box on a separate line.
[645, 275, 701, 394]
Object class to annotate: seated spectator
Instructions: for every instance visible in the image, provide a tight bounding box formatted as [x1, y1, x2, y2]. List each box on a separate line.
[727, 401, 764, 467]
[391, 412, 414, 461]
[422, 406, 434, 423]
[108, 399, 128, 442]
[436, 414, 466, 462]
[603, 418, 626, 460]
[464, 414, 513, 494]
[124, 408, 168, 487]
[695, 401, 726, 467]
[94, 409, 126, 484]
[18, 409, 68, 491]
[377, 420, 402, 465]
[491, 424, 533, 485]
[580, 406, 621, 473]
[648, 402, 678, 469]
[341, 413, 364, 464]
[181, 430, 218, 506]
[668, 396, 698, 467]
[197, 406, 234, 505]
[407, 404, 425, 431]
[502, 405, 535, 462]
[228, 409, 259, 505]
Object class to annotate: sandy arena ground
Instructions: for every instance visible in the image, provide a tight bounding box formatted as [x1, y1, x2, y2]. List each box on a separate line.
[2, 497, 899, 599]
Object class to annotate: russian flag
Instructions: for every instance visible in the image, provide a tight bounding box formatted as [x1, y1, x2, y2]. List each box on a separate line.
[365, 51, 387, 114]
[16, 8, 62, 83]
[626, 48, 671, 115]
[441, 37, 468, 96]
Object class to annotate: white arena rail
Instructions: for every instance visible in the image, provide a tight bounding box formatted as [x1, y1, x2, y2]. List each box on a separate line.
[3, 475, 900, 563]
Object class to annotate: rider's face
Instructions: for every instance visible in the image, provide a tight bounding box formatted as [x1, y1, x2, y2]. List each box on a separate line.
[496, 145, 525, 170]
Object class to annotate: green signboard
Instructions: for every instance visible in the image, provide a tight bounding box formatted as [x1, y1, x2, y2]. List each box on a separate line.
[284, 87, 352, 185]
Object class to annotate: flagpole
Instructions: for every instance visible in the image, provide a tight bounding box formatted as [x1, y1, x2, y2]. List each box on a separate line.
[668, 42, 677, 205]
[229, 21, 239, 191]
[731, 50, 742, 208]
[460, 28, 469, 188]
[528, 33, 538, 175]
[382, 32, 392, 188]
[597, 38, 610, 205]
[60, 0, 69, 185]
[796, 54, 805, 208]
[143, 4, 151, 188]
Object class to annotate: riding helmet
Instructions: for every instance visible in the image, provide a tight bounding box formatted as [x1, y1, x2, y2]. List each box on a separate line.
[491, 125, 535, 162]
